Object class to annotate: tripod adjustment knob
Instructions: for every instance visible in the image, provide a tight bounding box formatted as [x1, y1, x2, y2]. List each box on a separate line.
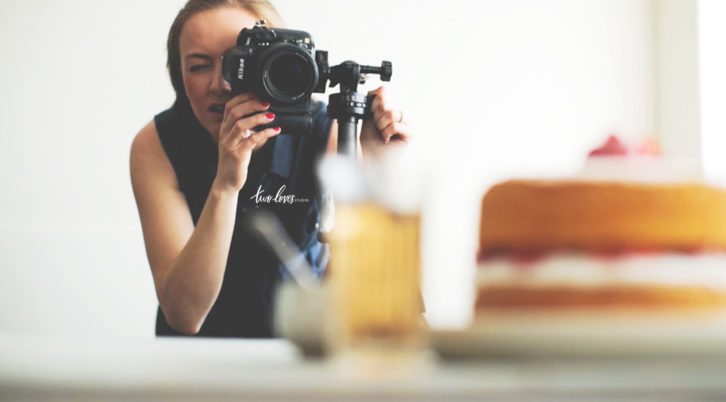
[380, 61, 392, 81]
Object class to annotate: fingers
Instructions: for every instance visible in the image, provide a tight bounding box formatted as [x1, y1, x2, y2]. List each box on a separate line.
[224, 112, 276, 145]
[373, 108, 404, 132]
[368, 86, 386, 115]
[368, 86, 409, 143]
[220, 94, 270, 136]
[380, 121, 414, 144]
[368, 87, 414, 143]
[224, 92, 258, 111]
[241, 126, 282, 151]
[369, 85, 404, 125]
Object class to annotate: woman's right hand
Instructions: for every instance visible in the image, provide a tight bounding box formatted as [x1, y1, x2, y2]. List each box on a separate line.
[213, 93, 280, 193]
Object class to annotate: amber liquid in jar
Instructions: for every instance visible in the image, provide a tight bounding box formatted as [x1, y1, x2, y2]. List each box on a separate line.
[326, 203, 424, 358]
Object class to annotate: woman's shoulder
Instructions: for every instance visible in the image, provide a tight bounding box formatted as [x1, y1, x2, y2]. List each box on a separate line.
[132, 102, 184, 169]
[130, 119, 178, 187]
[131, 120, 161, 163]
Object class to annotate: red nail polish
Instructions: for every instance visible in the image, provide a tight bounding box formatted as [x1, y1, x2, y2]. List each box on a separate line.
[274, 127, 281, 132]
[262, 102, 270, 108]
[265, 113, 275, 119]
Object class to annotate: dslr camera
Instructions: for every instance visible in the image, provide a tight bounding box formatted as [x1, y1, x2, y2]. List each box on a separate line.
[222, 20, 328, 135]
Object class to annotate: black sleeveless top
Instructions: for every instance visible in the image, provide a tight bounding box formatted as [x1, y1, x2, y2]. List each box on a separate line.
[153, 98, 333, 338]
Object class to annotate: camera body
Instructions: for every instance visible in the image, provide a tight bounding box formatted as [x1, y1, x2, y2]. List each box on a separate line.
[222, 22, 328, 135]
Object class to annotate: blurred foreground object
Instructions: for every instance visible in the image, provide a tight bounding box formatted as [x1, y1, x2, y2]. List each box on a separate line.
[318, 149, 430, 371]
[476, 133, 726, 314]
[328, 203, 423, 349]
[433, 134, 726, 358]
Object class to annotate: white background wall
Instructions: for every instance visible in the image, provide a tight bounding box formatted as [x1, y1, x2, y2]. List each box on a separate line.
[0, 0, 657, 338]
[654, 0, 700, 160]
[699, 0, 726, 184]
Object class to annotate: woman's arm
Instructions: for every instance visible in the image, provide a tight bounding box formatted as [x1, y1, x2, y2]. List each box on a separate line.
[130, 121, 238, 334]
[130, 94, 278, 335]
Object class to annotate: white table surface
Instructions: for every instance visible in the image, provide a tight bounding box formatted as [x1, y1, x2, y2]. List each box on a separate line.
[2, 331, 726, 402]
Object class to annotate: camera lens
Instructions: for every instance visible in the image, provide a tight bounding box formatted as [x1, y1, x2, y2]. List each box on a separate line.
[261, 45, 318, 103]
[268, 53, 309, 97]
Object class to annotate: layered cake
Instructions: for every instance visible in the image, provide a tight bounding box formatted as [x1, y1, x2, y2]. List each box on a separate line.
[475, 137, 726, 312]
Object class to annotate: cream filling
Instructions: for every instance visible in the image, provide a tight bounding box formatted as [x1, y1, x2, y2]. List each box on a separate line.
[477, 253, 726, 290]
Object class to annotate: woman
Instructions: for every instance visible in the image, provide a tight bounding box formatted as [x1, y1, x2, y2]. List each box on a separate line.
[130, 0, 412, 337]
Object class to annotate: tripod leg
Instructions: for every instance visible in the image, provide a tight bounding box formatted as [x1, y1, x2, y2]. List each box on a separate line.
[337, 116, 358, 159]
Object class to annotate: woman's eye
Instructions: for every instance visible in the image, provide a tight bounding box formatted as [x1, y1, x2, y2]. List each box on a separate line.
[189, 65, 210, 72]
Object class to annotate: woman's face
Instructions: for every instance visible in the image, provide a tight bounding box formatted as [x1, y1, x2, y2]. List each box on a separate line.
[179, 7, 258, 140]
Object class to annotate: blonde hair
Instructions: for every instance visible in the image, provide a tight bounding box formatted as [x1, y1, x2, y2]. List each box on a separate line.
[166, 0, 284, 98]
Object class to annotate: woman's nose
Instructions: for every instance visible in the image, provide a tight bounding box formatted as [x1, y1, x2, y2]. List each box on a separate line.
[210, 62, 231, 93]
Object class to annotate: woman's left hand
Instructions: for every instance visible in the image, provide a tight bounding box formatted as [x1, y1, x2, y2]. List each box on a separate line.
[360, 86, 414, 153]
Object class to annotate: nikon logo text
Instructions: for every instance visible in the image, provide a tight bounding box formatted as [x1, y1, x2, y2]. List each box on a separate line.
[237, 59, 245, 80]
